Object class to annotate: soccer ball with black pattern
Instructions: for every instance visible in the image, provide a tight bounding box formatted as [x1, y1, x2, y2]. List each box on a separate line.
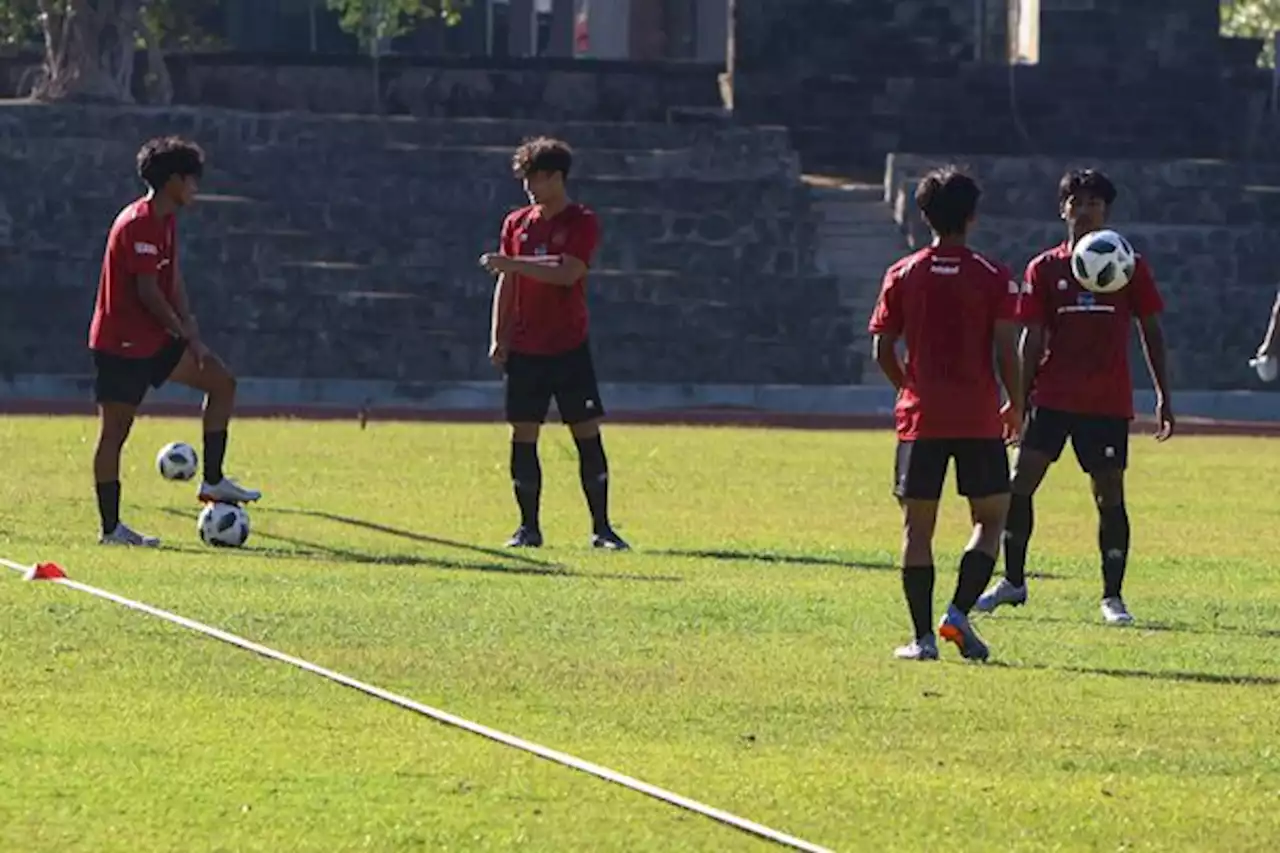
[156, 441, 198, 481]
[198, 501, 251, 548]
[1070, 229, 1136, 294]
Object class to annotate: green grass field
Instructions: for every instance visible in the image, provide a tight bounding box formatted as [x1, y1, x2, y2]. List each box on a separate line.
[1, 416, 1277, 853]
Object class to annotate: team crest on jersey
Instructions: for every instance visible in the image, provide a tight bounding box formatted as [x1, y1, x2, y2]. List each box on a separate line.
[1057, 279, 1069, 291]
[519, 232, 529, 242]
[550, 231, 565, 247]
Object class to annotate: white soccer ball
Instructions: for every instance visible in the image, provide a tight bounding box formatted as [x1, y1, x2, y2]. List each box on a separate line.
[1071, 229, 1136, 294]
[156, 441, 199, 481]
[198, 502, 251, 548]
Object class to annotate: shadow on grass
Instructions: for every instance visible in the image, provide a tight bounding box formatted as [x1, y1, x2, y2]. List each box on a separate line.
[653, 547, 897, 572]
[160, 507, 680, 583]
[656, 548, 1067, 579]
[259, 507, 557, 568]
[1135, 619, 1280, 640]
[993, 611, 1280, 642]
[988, 659, 1280, 687]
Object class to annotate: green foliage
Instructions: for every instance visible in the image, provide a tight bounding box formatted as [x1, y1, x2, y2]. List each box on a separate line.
[325, 0, 469, 49]
[0, 0, 41, 50]
[1221, 0, 1280, 65]
[0, 0, 222, 52]
[139, 0, 225, 50]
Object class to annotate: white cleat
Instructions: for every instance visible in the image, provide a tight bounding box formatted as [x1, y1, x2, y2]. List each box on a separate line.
[894, 635, 940, 661]
[974, 578, 1028, 614]
[99, 522, 160, 548]
[198, 477, 262, 504]
[1101, 596, 1134, 626]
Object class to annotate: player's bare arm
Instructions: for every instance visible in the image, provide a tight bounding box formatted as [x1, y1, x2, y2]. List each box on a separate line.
[171, 263, 197, 334]
[489, 273, 514, 367]
[135, 273, 186, 339]
[871, 332, 906, 390]
[481, 253, 587, 288]
[1136, 315, 1175, 440]
[1016, 322, 1045, 412]
[171, 263, 211, 367]
[994, 320, 1023, 441]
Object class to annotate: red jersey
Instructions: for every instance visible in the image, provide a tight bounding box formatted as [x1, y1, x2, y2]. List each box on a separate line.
[501, 203, 599, 355]
[88, 198, 179, 358]
[1016, 242, 1164, 419]
[869, 246, 1018, 441]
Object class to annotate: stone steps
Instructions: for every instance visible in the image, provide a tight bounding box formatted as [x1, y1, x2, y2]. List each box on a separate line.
[0, 103, 856, 387]
[887, 153, 1280, 227]
[0, 104, 797, 158]
[1, 255, 841, 295]
[810, 182, 906, 386]
[19, 192, 821, 242]
[0, 143, 801, 187]
[949, 217, 1280, 287]
[2, 303, 860, 384]
[1, 278, 848, 324]
[8, 223, 822, 278]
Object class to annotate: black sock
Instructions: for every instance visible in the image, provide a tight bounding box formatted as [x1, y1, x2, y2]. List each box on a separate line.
[1099, 503, 1130, 599]
[574, 435, 610, 533]
[510, 441, 542, 530]
[96, 480, 121, 535]
[902, 565, 935, 640]
[1003, 493, 1034, 587]
[204, 429, 228, 484]
[953, 549, 997, 614]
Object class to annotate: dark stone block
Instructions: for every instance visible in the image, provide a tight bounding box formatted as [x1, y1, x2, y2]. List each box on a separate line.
[0, 103, 851, 387]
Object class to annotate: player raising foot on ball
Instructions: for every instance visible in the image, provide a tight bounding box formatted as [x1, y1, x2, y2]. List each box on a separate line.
[869, 167, 1022, 662]
[976, 169, 1174, 625]
[480, 137, 628, 551]
[89, 136, 261, 547]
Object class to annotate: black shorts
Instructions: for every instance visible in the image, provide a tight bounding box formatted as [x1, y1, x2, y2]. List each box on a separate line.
[504, 341, 605, 425]
[92, 338, 187, 407]
[1021, 406, 1129, 473]
[894, 438, 1011, 501]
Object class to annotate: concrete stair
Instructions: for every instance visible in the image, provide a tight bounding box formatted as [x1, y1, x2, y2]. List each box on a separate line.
[808, 178, 905, 386]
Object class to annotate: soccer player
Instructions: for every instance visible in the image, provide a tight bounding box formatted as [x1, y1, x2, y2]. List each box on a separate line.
[89, 136, 261, 547]
[975, 169, 1174, 624]
[479, 137, 628, 551]
[869, 167, 1022, 662]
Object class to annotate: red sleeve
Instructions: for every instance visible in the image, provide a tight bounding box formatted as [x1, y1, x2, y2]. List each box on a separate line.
[121, 217, 163, 277]
[868, 267, 902, 335]
[499, 213, 517, 255]
[1128, 256, 1164, 318]
[562, 209, 600, 266]
[1015, 257, 1049, 324]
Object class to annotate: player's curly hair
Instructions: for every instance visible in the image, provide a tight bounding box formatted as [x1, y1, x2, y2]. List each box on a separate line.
[1059, 169, 1117, 207]
[137, 136, 205, 191]
[512, 137, 573, 179]
[915, 166, 981, 237]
